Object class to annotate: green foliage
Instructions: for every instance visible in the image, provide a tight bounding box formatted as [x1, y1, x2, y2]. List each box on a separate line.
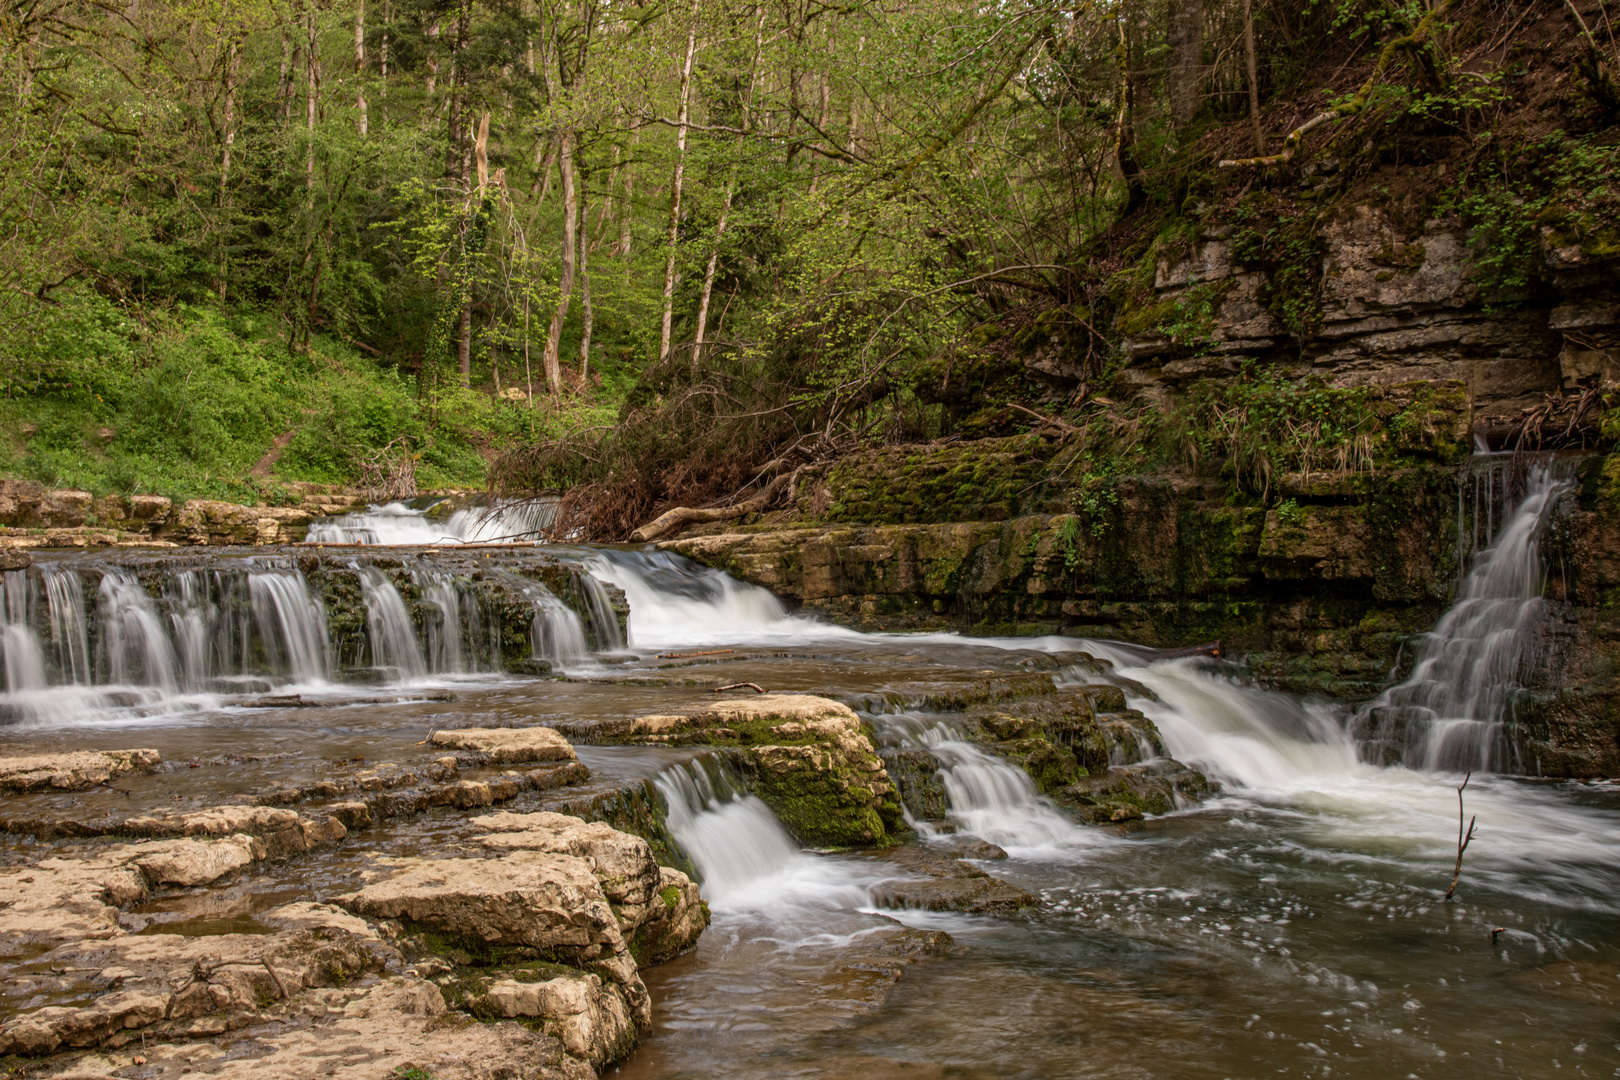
[1230, 214, 1327, 340]
[1447, 133, 1620, 309]
[1275, 497, 1306, 526]
[1178, 364, 1378, 495]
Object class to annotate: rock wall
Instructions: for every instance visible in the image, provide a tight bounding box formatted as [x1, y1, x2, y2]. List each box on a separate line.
[1114, 206, 1618, 441]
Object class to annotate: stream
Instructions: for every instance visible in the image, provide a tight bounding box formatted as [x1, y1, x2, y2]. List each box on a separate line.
[0, 478, 1616, 1078]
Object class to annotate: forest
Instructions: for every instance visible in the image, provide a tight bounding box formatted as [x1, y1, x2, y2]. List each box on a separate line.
[0, 0, 1615, 534]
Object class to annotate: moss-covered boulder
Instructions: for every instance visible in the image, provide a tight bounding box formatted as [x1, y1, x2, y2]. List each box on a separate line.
[568, 694, 904, 849]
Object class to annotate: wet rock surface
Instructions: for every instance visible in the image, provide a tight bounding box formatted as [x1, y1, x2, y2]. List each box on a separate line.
[865, 844, 1037, 915]
[0, 749, 162, 793]
[562, 694, 904, 849]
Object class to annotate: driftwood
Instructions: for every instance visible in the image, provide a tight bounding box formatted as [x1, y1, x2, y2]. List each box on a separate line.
[1443, 770, 1477, 901]
[630, 467, 800, 543]
[713, 682, 766, 694]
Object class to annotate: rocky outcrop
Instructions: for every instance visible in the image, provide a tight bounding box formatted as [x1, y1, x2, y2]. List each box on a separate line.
[0, 479, 367, 548]
[431, 726, 580, 763]
[0, 794, 707, 1078]
[564, 694, 904, 848]
[339, 809, 706, 1071]
[1113, 206, 1613, 441]
[0, 748, 161, 792]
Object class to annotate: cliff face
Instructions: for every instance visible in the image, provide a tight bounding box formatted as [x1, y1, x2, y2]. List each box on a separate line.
[1111, 205, 1616, 443]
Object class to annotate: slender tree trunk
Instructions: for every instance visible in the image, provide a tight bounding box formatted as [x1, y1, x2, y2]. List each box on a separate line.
[425, 21, 439, 96]
[279, 27, 292, 122]
[694, 9, 762, 366]
[531, 135, 558, 200]
[578, 175, 592, 386]
[220, 36, 240, 199]
[457, 304, 472, 388]
[1167, 0, 1206, 130]
[808, 25, 833, 195]
[1244, 0, 1263, 154]
[380, 0, 388, 102]
[355, 0, 367, 135]
[617, 126, 638, 258]
[542, 131, 577, 394]
[306, 1, 318, 196]
[659, 16, 698, 363]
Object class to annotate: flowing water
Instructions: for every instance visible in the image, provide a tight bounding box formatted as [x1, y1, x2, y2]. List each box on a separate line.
[0, 488, 1615, 1078]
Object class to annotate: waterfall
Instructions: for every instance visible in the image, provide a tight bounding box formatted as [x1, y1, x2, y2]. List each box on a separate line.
[0, 570, 46, 694]
[42, 568, 91, 685]
[307, 498, 558, 545]
[97, 571, 179, 690]
[655, 757, 803, 904]
[1357, 462, 1572, 772]
[358, 567, 426, 681]
[586, 550, 850, 649]
[249, 570, 331, 683]
[528, 587, 589, 670]
[165, 571, 216, 690]
[885, 716, 1093, 851]
[414, 570, 466, 673]
[575, 571, 625, 652]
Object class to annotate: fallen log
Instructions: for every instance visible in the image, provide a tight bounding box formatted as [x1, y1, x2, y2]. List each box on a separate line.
[630, 468, 797, 543]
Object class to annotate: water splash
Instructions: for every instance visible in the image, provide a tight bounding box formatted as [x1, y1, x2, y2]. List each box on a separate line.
[97, 571, 179, 691]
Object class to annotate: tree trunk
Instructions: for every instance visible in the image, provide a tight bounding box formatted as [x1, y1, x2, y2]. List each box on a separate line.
[355, 0, 367, 136]
[458, 303, 472, 388]
[694, 9, 762, 367]
[658, 16, 698, 363]
[578, 175, 592, 385]
[1243, 0, 1263, 154]
[542, 130, 577, 394]
[1167, 0, 1205, 130]
[618, 126, 637, 258]
[221, 35, 240, 199]
[306, 1, 318, 195]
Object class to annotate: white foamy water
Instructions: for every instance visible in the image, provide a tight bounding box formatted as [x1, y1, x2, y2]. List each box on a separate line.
[655, 758, 874, 915]
[306, 499, 557, 545]
[586, 551, 861, 650]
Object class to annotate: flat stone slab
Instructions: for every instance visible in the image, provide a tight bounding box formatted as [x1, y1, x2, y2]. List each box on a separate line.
[868, 875, 1037, 915]
[429, 726, 577, 763]
[0, 750, 161, 793]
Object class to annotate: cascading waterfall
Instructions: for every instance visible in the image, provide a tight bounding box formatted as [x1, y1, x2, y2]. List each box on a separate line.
[0, 570, 46, 694]
[248, 570, 331, 683]
[413, 570, 467, 674]
[358, 567, 427, 681]
[879, 713, 1094, 850]
[306, 498, 558, 545]
[1356, 462, 1572, 772]
[575, 571, 625, 652]
[164, 571, 216, 690]
[41, 568, 91, 686]
[655, 757, 804, 904]
[528, 587, 589, 670]
[97, 571, 179, 691]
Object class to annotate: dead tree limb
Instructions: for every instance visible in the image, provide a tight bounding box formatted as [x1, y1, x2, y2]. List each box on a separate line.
[630, 467, 801, 543]
[714, 682, 766, 694]
[1443, 769, 1477, 901]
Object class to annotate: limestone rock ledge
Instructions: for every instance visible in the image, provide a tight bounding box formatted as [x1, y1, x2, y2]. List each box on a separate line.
[562, 694, 904, 849]
[0, 808, 707, 1078]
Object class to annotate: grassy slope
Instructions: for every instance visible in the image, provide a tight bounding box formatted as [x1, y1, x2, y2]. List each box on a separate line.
[0, 286, 625, 504]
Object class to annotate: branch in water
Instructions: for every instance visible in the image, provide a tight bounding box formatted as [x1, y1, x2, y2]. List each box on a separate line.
[1444, 770, 1476, 901]
[714, 683, 767, 694]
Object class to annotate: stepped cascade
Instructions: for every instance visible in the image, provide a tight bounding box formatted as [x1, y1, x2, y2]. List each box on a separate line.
[0, 499, 1612, 1079]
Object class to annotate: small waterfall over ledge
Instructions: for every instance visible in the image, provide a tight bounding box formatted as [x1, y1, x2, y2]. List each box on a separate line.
[0, 548, 628, 723]
[1353, 461, 1574, 772]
